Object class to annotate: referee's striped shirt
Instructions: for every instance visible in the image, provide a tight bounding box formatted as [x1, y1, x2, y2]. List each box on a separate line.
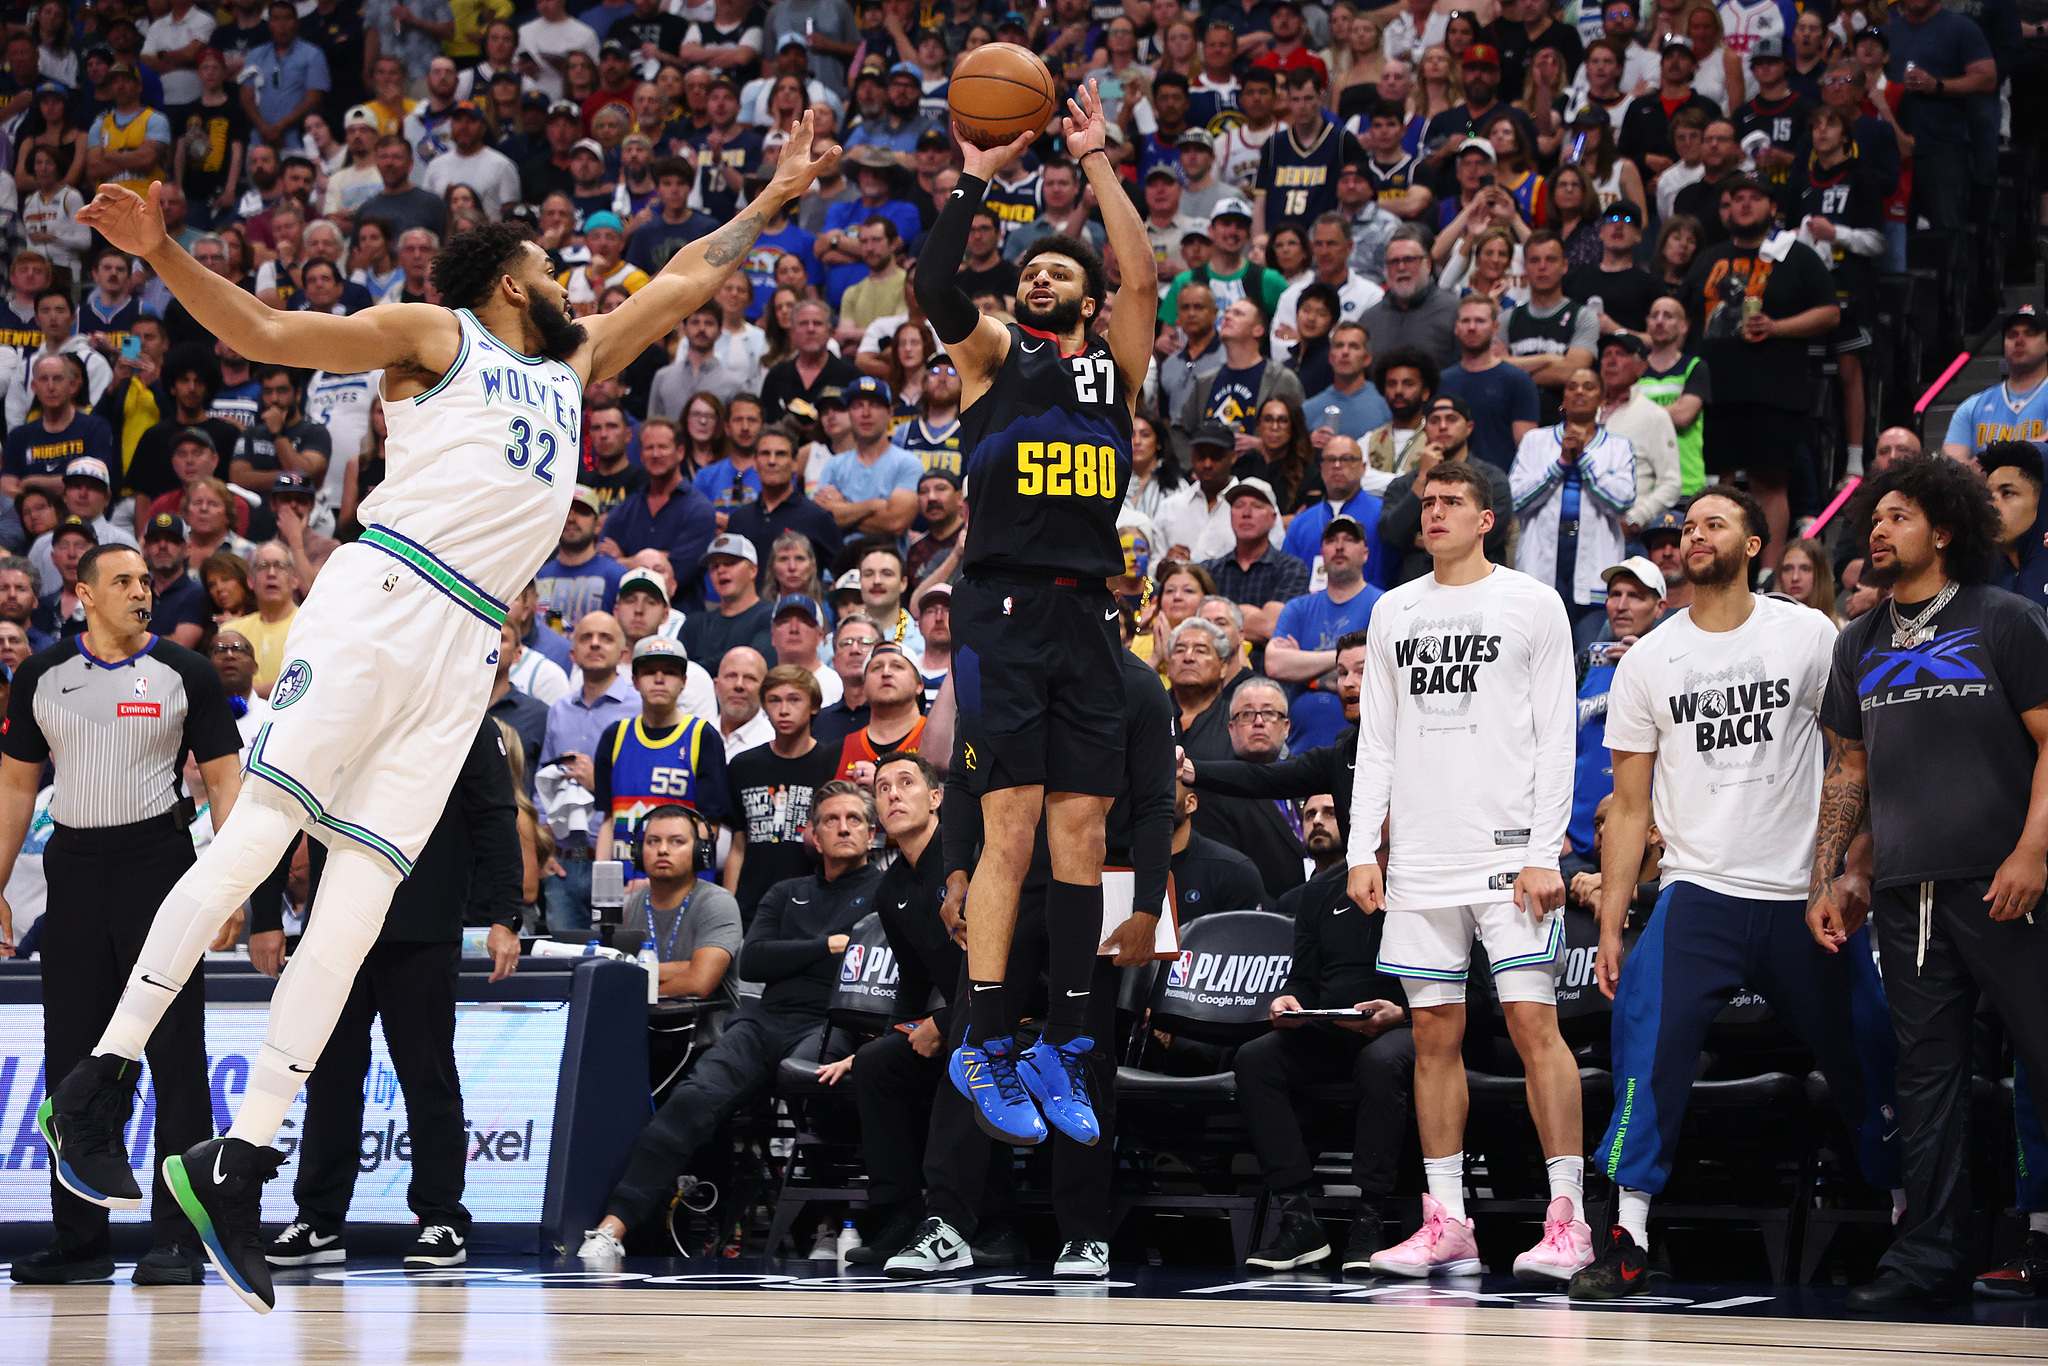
[2, 635, 241, 829]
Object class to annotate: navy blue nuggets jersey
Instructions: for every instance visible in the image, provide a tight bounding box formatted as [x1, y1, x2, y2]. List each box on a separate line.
[1255, 122, 1366, 226]
[959, 323, 1133, 580]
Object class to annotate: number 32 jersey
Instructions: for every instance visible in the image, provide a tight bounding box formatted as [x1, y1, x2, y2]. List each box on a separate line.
[958, 322, 1133, 580]
[365, 306, 581, 608]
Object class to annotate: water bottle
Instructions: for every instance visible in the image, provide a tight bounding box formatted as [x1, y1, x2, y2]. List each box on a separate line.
[835, 1219, 862, 1261]
[583, 930, 601, 956]
[639, 935, 660, 1004]
[1586, 295, 1604, 323]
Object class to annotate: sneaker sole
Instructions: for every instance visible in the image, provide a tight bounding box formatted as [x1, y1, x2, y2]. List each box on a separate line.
[1053, 1265, 1109, 1279]
[1973, 1281, 2043, 1300]
[8, 1257, 117, 1284]
[266, 1248, 348, 1267]
[962, 1101, 1046, 1147]
[883, 1252, 974, 1279]
[164, 1155, 272, 1315]
[404, 1250, 468, 1268]
[38, 1100, 142, 1212]
[1244, 1245, 1332, 1271]
[1340, 1258, 1377, 1275]
[130, 1265, 208, 1286]
[1515, 1257, 1592, 1284]
[1367, 1257, 1482, 1278]
[1568, 1278, 1648, 1301]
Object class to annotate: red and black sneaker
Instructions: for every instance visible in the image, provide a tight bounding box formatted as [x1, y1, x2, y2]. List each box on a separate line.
[1974, 1232, 2048, 1299]
[1569, 1225, 1649, 1300]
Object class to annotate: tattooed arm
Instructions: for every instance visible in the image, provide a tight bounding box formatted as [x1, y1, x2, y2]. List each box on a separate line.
[579, 111, 842, 384]
[1808, 727, 1872, 952]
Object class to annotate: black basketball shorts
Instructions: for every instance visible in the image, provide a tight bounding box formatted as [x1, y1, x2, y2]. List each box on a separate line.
[950, 575, 1129, 797]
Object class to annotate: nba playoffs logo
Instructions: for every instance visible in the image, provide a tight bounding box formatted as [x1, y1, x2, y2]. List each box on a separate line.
[840, 944, 866, 981]
[1167, 951, 1194, 988]
[271, 660, 313, 710]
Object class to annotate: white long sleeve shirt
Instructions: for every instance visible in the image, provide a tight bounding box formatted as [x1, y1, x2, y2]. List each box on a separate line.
[1509, 423, 1636, 608]
[1347, 566, 1577, 907]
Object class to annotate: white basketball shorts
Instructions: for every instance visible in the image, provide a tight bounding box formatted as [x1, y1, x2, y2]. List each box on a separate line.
[240, 538, 505, 876]
[1377, 898, 1564, 1008]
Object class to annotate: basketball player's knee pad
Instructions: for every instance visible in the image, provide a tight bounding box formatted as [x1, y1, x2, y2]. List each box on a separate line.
[187, 800, 306, 896]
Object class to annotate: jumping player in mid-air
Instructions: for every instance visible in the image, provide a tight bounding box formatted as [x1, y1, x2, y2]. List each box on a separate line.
[911, 80, 1157, 1147]
[26, 115, 841, 1315]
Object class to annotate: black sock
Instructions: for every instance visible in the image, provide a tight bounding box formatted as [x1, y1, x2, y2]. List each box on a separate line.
[1042, 880, 1104, 1046]
[967, 979, 1008, 1046]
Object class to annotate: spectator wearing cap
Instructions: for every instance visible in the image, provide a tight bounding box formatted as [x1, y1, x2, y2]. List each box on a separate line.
[241, 2, 331, 150]
[1157, 419, 1281, 563]
[684, 532, 776, 666]
[1617, 35, 1717, 181]
[903, 468, 963, 589]
[844, 63, 933, 158]
[1509, 365, 1636, 625]
[834, 643, 925, 785]
[1594, 332, 1682, 535]
[816, 378, 921, 539]
[1171, 129, 1226, 221]
[3, 357, 117, 515]
[1379, 394, 1516, 585]
[912, 579, 950, 705]
[495, 88, 555, 166]
[713, 646, 774, 759]
[771, 595, 844, 707]
[741, 36, 848, 132]
[1145, 166, 1205, 272]
[566, 140, 621, 229]
[562, 211, 651, 309]
[358, 135, 450, 242]
[594, 417, 717, 591]
[684, 76, 765, 221]
[1422, 43, 1538, 159]
[1563, 201, 1661, 337]
[1943, 307, 2048, 465]
[323, 107, 386, 219]
[1636, 504, 1692, 612]
[1562, 553, 1666, 888]
[539, 487, 629, 625]
[30, 517, 96, 640]
[135, 513, 208, 649]
[726, 424, 845, 574]
[827, 566, 865, 624]
[624, 156, 723, 277]
[1201, 477, 1313, 651]
[267, 470, 339, 588]
[85, 60, 172, 190]
[1268, 511, 1384, 750]
[517, 104, 583, 209]
[27, 458, 137, 601]
[420, 99, 522, 218]
[221, 540, 300, 694]
[139, 426, 253, 539]
[1334, 157, 1403, 284]
[591, 633, 736, 882]
[539, 610, 637, 930]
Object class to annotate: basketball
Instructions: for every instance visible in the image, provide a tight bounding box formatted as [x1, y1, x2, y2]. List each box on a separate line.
[947, 43, 1058, 149]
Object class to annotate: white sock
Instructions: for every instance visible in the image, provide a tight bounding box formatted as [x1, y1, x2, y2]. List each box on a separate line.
[2029, 1211, 2048, 1235]
[1546, 1155, 1586, 1224]
[96, 803, 304, 1060]
[1618, 1187, 1652, 1250]
[1424, 1153, 1466, 1221]
[1893, 1188, 1909, 1223]
[226, 846, 401, 1147]
[1845, 444, 1865, 475]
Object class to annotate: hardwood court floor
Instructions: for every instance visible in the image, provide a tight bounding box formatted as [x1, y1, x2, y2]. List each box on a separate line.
[7, 1267, 2048, 1366]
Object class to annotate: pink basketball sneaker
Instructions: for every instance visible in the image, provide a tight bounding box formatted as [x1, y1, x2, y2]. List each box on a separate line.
[1366, 1194, 1482, 1277]
[1512, 1196, 1595, 1283]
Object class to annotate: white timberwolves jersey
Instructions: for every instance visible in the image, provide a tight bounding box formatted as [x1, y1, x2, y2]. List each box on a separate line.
[361, 308, 582, 607]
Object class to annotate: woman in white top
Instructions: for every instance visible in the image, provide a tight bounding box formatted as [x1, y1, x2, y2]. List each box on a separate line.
[1440, 223, 1530, 306]
[33, 1, 75, 88]
[346, 216, 406, 303]
[1124, 413, 1180, 520]
[1683, 3, 1752, 114]
[712, 272, 769, 386]
[18, 144, 85, 277]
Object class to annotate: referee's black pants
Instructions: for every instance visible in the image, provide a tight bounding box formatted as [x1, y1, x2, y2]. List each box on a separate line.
[924, 906, 1120, 1244]
[1874, 880, 2048, 1295]
[40, 815, 211, 1254]
[292, 940, 471, 1233]
[1232, 1023, 1415, 1196]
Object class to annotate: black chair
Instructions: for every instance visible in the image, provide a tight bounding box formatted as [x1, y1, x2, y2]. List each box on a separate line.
[1114, 910, 1297, 1262]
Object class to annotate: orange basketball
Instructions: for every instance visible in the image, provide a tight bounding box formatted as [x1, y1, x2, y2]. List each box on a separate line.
[947, 43, 1058, 149]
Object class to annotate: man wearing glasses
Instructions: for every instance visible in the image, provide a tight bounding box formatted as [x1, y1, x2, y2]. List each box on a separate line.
[895, 355, 962, 478]
[222, 542, 300, 697]
[1359, 232, 1460, 370]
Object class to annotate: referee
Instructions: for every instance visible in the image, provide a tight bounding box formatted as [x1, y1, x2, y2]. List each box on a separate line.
[0, 543, 243, 1286]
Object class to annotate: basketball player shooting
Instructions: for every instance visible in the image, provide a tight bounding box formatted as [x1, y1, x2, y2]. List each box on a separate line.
[31, 115, 840, 1314]
[911, 79, 1156, 1148]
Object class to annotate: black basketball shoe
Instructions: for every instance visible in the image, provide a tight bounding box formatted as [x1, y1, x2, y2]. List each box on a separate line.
[1569, 1226, 1651, 1300]
[164, 1137, 285, 1314]
[38, 1054, 144, 1211]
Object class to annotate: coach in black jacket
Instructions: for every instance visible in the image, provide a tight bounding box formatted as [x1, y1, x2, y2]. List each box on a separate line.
[585, 781, 885, 1252]
[253, 715, 525, 1267]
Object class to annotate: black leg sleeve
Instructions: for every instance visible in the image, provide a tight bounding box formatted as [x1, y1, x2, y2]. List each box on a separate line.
[912, 174, 992, 346]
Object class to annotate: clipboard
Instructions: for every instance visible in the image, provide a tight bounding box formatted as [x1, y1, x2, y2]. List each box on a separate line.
[1097, 867, 1181, 959]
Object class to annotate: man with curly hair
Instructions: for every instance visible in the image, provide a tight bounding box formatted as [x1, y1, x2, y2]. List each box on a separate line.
[17, 114, 844, 1316]
[1812, 455, 2048, 1311]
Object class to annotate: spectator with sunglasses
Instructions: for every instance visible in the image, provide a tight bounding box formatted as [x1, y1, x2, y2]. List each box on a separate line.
[1563, 200, 1662, 337]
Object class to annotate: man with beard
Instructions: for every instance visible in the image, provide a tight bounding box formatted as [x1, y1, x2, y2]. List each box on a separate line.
[905, 471, 963, 589]
[354, 135, 447, 243]
[1813, 457, 2048, 1311]
[38, 117, 843, 1316]
[1237, 787, 1413, 1274]
[138, 512, 209, 648]
[1360, 232, 1459, 370]
[538, 487, 626, 621]
[897, 362, 963, 480]
[910, 82, 1159, 1151]
[1573, 487, 1898, 1299]
[0, 557, 53, 652]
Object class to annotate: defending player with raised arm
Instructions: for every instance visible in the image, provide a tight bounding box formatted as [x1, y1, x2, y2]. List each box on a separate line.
[35, 117, 839, 1318]
[907, 80, 1157, 1150]
[1340, 460, 1592, 1285]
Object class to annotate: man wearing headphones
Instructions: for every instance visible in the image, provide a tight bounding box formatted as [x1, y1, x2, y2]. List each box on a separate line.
[618, 804, 744, 1005]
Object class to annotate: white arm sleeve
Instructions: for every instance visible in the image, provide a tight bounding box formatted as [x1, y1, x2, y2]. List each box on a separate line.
[1346, 602, 1399, 868]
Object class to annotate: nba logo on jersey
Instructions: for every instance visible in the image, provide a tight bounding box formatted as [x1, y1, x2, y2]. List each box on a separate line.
[134, 676, 148, 698]
[1167, 951, 1194, 988]
[840, 944, 866, 981]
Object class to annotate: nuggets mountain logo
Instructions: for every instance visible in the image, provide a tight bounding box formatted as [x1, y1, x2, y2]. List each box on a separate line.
[1395, 612, 1500, 715]
[1857, 629, 1990, 707]
[1664, 653, 1790, 765]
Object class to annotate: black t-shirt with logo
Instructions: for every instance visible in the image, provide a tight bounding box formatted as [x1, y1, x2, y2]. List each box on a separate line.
[1820, 584, 2048, 889]
[726, 740, 842, 924]
[1681, 236, 1838, 413]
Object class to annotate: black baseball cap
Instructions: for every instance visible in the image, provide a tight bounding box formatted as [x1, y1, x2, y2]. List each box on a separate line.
[52, 514, 97, 546]
[1599, 331, 1647, 358]
[1600, 200, 1643, 227]
[1426, 394, 1472, 420]
[143, 512, 188, 542]
[2004, 304, 2046, 334]
[270, 471, 318, 498]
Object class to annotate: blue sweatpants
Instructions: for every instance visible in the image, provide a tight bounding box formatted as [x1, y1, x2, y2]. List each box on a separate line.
[1598, 881, 1899, 1195]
